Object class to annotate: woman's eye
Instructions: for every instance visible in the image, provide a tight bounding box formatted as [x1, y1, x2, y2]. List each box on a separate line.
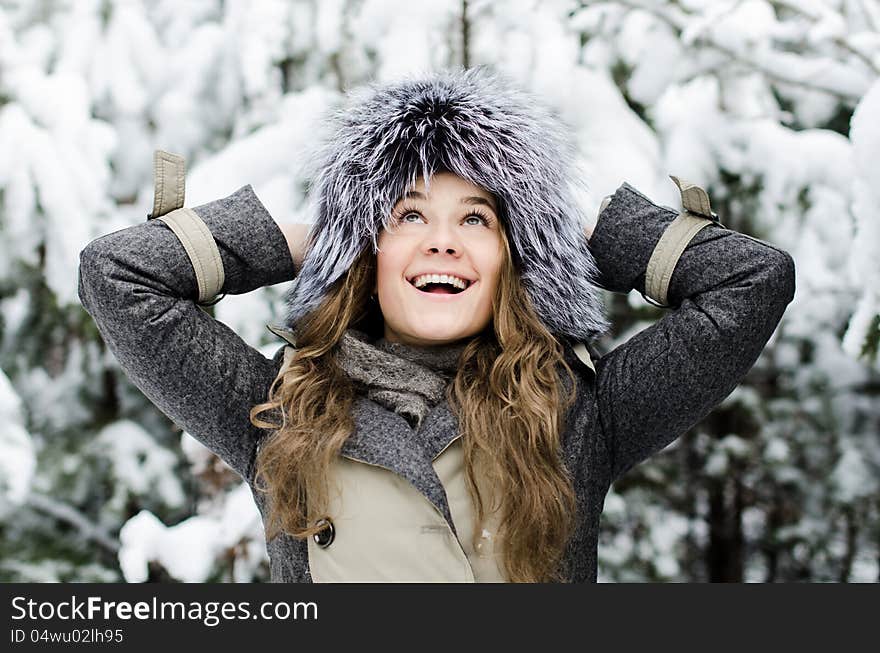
[396, 210, 489, 226]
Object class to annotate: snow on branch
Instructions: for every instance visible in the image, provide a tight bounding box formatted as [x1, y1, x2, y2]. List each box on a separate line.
[608, 0, 877, 102]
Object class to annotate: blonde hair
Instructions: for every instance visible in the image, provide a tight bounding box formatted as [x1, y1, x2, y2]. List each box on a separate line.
[250, 217, 579, 582]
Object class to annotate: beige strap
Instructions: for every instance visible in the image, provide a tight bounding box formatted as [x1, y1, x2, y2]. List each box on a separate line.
[266, 323, 298, 347]
[150, 150, 186, 219]
[645, 213, 713, 306]
[572, 342, 596, 374]
[645, 177, 720, 307]
[669, 175, 716, 219]
[155, 208, 225, 304]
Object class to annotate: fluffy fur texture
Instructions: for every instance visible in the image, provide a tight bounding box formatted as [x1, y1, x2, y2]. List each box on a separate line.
[284, 65, 611, 342]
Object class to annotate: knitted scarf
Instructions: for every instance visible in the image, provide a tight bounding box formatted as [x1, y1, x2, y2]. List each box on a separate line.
[335, 328, 468, 430]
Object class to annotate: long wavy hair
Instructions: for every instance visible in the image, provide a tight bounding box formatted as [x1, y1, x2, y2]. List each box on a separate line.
[250, 213, 580, 582]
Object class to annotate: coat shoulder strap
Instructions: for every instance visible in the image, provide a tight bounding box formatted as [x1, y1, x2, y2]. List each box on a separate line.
[146, 149, 226, 306]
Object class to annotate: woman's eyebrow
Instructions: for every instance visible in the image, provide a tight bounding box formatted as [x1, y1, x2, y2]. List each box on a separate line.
[403, 190, 497, 213]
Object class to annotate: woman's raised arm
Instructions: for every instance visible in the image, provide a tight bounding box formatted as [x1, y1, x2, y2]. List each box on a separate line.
[77, 185, 298, 483]
[587, 182, 795, 483]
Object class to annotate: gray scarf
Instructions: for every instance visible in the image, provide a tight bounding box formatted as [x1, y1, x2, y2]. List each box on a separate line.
[335, 329, 468, 430]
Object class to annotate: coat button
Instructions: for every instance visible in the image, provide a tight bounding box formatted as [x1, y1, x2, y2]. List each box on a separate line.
[313, 518, 335, 548]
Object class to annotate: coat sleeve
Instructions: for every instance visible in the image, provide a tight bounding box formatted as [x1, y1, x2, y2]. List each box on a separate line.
[587, 182, 796, 483]
[77, 185, 297, 483]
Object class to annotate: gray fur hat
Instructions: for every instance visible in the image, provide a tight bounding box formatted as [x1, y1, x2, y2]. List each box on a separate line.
[284, 65, 610, 342]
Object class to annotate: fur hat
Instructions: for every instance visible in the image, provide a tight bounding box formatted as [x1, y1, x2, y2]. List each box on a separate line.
[284, 65, 610, 342]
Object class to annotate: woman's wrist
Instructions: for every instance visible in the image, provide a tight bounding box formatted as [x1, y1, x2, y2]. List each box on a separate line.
[279, 222, 311, 273]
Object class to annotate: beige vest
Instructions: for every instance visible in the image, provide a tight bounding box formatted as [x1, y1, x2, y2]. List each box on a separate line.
[308, 437, 507, 582]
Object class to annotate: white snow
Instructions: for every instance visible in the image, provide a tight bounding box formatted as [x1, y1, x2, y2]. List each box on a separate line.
[94, 420, 185, 510]
[0, 367, 36, 508]
[118, 482, 265, 583]
[832, 442, 879, 503]
[842, 77, 880, 366]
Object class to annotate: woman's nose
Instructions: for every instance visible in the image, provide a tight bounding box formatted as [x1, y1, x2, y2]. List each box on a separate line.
[428, 244, 459, 255]
[423, 223, 462, 255]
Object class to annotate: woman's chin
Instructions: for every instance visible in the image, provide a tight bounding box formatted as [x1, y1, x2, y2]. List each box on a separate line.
[392, 323, 479, 347]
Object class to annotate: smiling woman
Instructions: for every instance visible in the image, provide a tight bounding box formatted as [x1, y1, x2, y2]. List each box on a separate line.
[251, 147, 586, 582]
[78, 65, 795, 584]
[375, 172, 505, 347]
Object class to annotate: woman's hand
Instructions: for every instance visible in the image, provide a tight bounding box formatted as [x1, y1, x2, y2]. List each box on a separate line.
[279, 223, 311, 273]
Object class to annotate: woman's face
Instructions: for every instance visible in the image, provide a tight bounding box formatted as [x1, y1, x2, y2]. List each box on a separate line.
[375, 172, 504, 347]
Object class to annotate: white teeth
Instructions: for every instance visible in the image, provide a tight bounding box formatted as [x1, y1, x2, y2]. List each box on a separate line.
[412, 274, 470, 290]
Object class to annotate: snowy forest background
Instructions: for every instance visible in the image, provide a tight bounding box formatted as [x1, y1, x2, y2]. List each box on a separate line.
[1, 0, 879, 583]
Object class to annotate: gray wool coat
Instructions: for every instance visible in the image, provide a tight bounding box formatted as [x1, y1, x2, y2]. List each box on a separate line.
[77, 182, 796, 582]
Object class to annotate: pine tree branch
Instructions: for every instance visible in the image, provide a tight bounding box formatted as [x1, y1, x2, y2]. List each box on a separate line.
[26, 493, 120, 554]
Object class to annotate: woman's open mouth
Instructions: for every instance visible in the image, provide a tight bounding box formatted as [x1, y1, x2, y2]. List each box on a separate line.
[406, 274, 477, 299]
